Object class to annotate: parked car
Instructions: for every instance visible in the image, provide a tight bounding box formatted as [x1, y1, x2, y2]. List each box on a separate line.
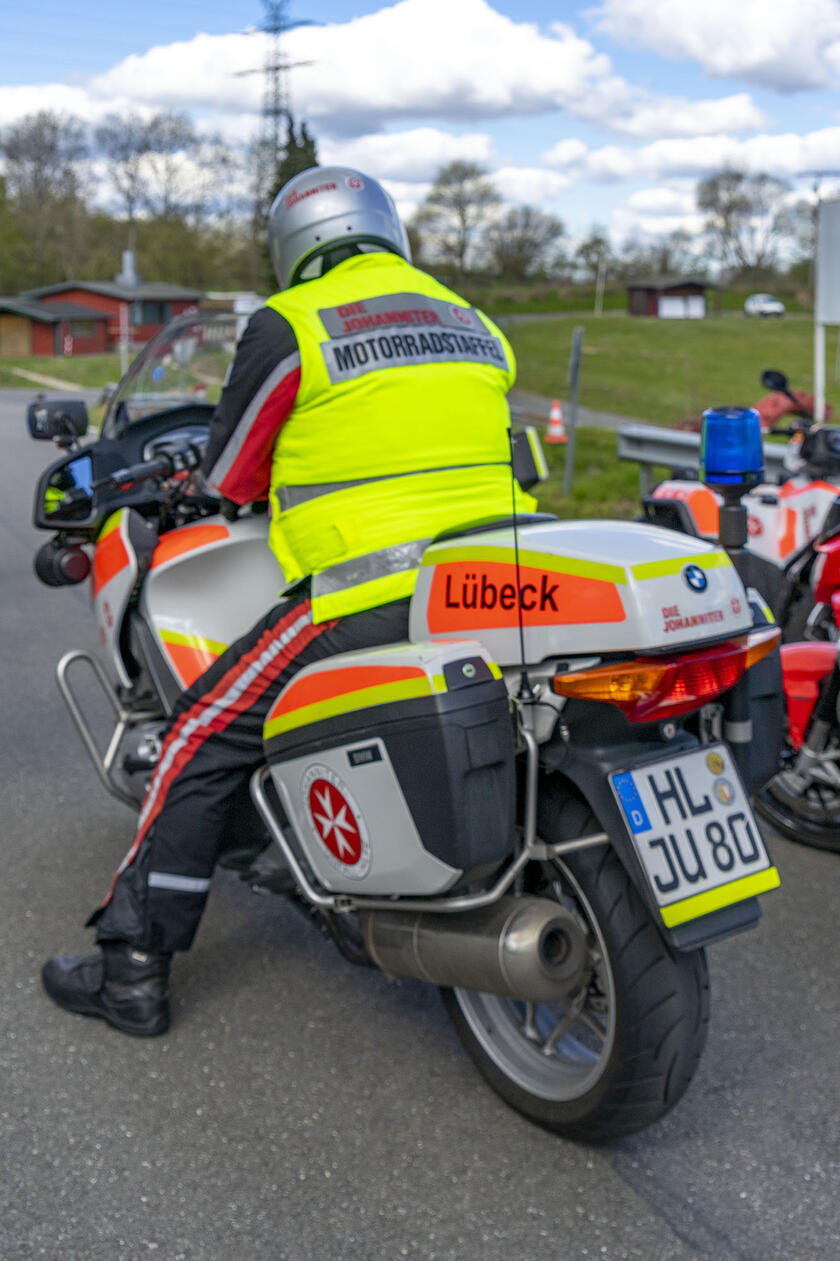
[745, 293, 786, 318]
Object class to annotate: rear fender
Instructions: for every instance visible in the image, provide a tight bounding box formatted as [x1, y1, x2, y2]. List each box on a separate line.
[539, 724, 762, 950]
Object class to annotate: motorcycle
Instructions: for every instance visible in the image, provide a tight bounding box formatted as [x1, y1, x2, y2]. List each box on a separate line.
[755, 599, 840, 852]
[646, 370, 840, 641]
[675, 379, 832, 434]
[640, 388, 840, 851]
[29, 312, 783, 1142]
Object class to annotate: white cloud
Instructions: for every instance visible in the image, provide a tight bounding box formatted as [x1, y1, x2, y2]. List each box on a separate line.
[609, 202, 706, 243]
[625, 186, 696, 214]
[0, 0, 763, 150]
[544, 127, 840, 183]
[491, 166, 573, 205]
[543, 139, 589, 170]
[589, 0, 840, 91]
[0, 83, 142, 126]
[318, 128, 495, 182]
[615, 94, 765, 138]
[83, 2, 617, 133]
[89, 32, 262, 115]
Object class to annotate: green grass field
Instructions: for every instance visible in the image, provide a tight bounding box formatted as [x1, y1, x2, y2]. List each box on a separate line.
[0, 352, 122, 391]
[506, 313, 830, 425]
[474, 285, 811, 319]
[534, 427, 643, 522]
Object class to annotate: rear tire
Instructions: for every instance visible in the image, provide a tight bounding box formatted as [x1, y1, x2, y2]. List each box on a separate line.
[755, 778, 840, 852]
[442, 797, 709, 1141]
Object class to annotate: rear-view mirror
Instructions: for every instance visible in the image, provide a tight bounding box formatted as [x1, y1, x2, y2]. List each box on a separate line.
[27, 397, 89, 441]
[35, 452, 96, 529]
[761, 369, 789, 394]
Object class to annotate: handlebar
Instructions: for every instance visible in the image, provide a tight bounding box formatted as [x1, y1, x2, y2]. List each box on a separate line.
[93, 443, 202, 492]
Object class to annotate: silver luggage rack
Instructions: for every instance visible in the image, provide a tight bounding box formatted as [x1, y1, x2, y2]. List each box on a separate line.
[56, 650, 162, 809]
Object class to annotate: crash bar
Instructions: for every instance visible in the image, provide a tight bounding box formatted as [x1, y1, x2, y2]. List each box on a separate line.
[616, 423, 788, 496]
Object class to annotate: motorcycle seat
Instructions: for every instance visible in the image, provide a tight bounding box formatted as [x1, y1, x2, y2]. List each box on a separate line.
[433, 512, 558, 544]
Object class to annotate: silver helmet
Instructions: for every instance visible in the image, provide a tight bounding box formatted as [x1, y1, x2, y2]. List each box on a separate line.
[267, 166, 411, 290]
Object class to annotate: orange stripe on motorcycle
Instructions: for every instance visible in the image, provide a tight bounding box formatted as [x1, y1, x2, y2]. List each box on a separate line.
[426, 560, 625, 633]
[151, 523, 230, 569]
[159, 631, 228, 688]
[92, 517, 130, 596]
[778, 479, 840, 498]
[268, 663, 429, 725]
[778, 506, 797, 558]
[652, 484, 719, 536]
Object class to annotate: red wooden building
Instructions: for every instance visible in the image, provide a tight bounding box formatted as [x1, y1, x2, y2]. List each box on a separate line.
[0, 297, 111, 357]
[626, 276, 717, 319]
[20, 280, 203, 349]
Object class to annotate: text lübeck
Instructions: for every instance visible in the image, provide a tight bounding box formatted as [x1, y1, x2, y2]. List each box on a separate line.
[444, 572, 560, 612]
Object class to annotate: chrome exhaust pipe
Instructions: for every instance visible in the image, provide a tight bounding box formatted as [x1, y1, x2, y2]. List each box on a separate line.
[361, 896, 588, 1003]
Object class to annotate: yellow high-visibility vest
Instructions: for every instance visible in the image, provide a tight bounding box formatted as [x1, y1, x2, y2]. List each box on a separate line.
[265, 252, 535, 621]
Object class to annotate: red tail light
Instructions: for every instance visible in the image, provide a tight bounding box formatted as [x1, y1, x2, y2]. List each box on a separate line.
[552, 627, 780, 722]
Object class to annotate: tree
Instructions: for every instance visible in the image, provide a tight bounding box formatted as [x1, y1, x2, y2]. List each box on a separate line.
[272, 119, 318, 199]
[143, 110, 198, 218]
[484, 205, 565, 281]
[95, 112, 153, 225]
[574, 228, 610, 284]
[413, 161, 501, 280]
[1, 110, 86, 204]
[697, 170, 789, 272]
[775, 196, 816, 262]
[614, 228, 702, 281]
[0, 110, 88, 283]
[0, 176, 28, 291]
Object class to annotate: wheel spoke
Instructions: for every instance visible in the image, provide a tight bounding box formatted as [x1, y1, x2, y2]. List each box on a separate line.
[578, 1006, 608, 1041]
[541, 988, 587, 1056]
[521, 1002, 541, 1043]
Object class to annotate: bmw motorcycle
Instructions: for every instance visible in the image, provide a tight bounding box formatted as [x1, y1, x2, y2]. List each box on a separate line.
[29, 313, 783, 1142]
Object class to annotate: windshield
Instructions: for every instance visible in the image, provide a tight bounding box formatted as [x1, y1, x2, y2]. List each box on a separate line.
[102, 312, 240, 436]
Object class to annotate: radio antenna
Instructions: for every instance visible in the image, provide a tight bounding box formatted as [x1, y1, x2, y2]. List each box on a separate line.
[508, 427, 533, 701]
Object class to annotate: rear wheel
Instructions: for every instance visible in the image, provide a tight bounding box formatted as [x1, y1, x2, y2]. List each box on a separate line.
[756, 772, 840, 852]
[442, 797, 710, 1141]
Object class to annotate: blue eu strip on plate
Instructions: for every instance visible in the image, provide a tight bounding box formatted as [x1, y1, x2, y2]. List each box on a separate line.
[612, 771, 652, 834]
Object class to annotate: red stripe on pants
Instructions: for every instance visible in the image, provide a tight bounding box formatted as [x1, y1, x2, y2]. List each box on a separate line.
[99, 600, 328, 908]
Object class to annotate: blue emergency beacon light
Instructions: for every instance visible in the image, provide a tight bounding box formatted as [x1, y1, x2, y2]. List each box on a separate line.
[700, 406, 764, 550]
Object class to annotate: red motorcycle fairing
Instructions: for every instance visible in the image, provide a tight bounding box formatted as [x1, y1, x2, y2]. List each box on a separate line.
[780, 641, 837, 748]
[811, 534, 840, 605]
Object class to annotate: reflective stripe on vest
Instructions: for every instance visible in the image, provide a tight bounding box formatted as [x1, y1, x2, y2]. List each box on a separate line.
[311, 538, 431, 601]
[277, 460, 507, 511]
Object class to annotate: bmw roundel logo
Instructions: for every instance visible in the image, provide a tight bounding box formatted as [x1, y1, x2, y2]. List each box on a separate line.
[683, 564, 708, 592]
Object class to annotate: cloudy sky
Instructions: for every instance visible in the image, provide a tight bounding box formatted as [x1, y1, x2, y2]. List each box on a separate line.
[2, 0, 840, 241]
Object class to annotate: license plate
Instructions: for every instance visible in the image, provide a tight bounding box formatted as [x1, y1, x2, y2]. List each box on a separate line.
[610, 744, 780, 928]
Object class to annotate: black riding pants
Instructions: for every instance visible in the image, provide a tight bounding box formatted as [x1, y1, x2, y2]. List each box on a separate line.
[90, 593, 411, 953]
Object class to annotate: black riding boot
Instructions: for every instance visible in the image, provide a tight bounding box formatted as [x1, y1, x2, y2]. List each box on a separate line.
[41, 942, 171, 1037]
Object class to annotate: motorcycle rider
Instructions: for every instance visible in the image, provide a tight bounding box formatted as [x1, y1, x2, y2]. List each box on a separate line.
[42, 165, 535, 1036]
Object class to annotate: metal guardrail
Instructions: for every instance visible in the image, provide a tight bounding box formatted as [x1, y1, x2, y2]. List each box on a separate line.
[617, 423, 788, 495]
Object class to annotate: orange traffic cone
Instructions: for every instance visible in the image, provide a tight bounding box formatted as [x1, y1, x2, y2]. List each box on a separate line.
[545, 398, 567, 444]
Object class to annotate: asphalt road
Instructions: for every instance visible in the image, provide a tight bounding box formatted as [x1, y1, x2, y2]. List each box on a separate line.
[1, 388, 838, 1261]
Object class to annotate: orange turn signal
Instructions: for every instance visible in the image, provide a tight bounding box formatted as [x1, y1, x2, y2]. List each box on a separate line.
[552, 626, 781, 723]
